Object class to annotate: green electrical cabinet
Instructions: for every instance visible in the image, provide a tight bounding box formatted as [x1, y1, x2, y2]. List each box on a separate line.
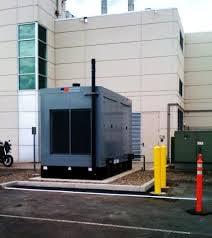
[174, 131, 212, 168]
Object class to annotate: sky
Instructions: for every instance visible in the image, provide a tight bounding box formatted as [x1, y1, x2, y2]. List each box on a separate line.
[66, 0, 212, 33]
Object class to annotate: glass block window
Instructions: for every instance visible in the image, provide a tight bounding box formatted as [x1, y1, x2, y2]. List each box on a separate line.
[18, 23, 36, 90]
[19, 75, 36, 90]
[38, 25, 47, 89]
[18, 23, 47, 90]
[19, 24, 35, 40]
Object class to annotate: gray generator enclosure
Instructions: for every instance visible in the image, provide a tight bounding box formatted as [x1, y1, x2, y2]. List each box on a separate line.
[40, 86, 132, 179]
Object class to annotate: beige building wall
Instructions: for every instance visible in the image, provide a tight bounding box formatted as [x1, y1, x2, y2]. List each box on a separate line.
[0, 0, 66, 162]
[0, 4, 188, 163]
[184, 32, 212, 129]
[17, 0, 56, 162]
[55, 8, 184, 161]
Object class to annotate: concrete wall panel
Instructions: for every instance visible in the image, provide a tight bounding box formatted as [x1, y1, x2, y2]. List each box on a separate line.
[0, 25, 16, 42]
[185, 71, 212, 86]
[142, 74, 178, 91]
[0, 112, 18, 129]
[56, 42, 141, 64]
[185, 57, 212, 72]
[0, 0, 17, 10]
[17, 6, 37, 23]
[142, 39, 178, 58]
[0, 41, 16, 59]
[142, 56, 178, 75]
[185, 43, 212, 58]
[0, 9, 16, 26]
[142, 22, 178, 41]
[0, 96, 17, 111]
[0, 58, 17, 75]
[56, 25, 139, 48]
[186, 32, 212, 44]
[142, 8, 177, 24]
[0, 75, 17, 91]
[55, 12, 141, 33]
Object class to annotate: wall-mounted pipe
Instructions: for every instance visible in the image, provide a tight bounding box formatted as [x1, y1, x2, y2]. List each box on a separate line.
[128, 0, 134, 11]
[91, 59, 96, 174]
[55, 0, 59, 17]
[167, 103, 184, 164]
[101, 0, 107, 14]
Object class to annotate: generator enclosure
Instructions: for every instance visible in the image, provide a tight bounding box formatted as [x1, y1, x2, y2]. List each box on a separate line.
[173, 130, 212, 169]
[39, 86, 132, 178]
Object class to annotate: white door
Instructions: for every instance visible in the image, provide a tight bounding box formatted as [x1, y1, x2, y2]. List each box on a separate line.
[142, 112, 160, 162]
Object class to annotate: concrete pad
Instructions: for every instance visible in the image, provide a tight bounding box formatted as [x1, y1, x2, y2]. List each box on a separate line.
[2, 178, 154, 193]
[29, 166, 142, 184]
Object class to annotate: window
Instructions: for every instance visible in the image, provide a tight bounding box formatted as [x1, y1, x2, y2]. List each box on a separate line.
[19, 24, 35, 40]
[18, 23, 36, 90]
[180, 31, 184, 52]
[178, 109, 184, 131]
[179, 79, 183, 97]
[18, 23, 47, 90]
[19, 40, 35, 57]
[19, 58, 35, 74]
[71, 109, 91, 154]
[50, 109, 91, 155]
[50, 110, 70, 154]
[19, 75, 35, 90]
[38, 25, 47, 89]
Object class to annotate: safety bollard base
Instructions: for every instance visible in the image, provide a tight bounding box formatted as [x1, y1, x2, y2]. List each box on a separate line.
[186, 209, 210, 216]
[150, 191, 166, 195]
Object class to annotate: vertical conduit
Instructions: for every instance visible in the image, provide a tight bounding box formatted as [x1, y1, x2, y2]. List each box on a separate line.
[55, 0, 59, 17]
[128, 0, 134, 11]
[167, 103, 183, 164]
[101, 0, 107, 14]
[91, 59, 96, 174]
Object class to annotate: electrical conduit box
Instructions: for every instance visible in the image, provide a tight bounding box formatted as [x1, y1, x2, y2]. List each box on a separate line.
[173, 131, 212, 170]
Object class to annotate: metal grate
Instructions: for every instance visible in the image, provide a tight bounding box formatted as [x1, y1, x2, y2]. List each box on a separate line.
[132, 113, 141, 158]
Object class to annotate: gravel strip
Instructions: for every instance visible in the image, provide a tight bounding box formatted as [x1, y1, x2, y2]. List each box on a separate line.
[0, 169, 40, 184]
[111, 170, 153, 185]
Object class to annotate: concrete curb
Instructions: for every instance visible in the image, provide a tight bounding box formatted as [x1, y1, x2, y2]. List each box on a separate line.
[2, 179, 154, 193]
[29, 167, 142, 184]
[0, 181, 17, 188]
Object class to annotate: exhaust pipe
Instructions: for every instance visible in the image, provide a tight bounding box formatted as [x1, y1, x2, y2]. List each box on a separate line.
[91, 59, 96, 174]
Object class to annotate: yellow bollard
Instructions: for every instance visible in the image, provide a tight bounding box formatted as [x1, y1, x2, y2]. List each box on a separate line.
[160, 145, 167, 189]
[153, 145, 161, 194]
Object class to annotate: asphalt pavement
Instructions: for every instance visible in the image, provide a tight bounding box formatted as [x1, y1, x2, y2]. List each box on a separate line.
[0, 186, 211, 238]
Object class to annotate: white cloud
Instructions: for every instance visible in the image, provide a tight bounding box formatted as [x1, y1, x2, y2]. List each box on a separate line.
[66, 0, 212, 32]
[66, 0, 101, 17]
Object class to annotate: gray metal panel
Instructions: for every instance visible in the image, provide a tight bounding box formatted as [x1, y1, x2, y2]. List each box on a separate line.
[132, 113, 141, 157]
[39, 86, 132, 168]
[97, 87, 132, 166]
